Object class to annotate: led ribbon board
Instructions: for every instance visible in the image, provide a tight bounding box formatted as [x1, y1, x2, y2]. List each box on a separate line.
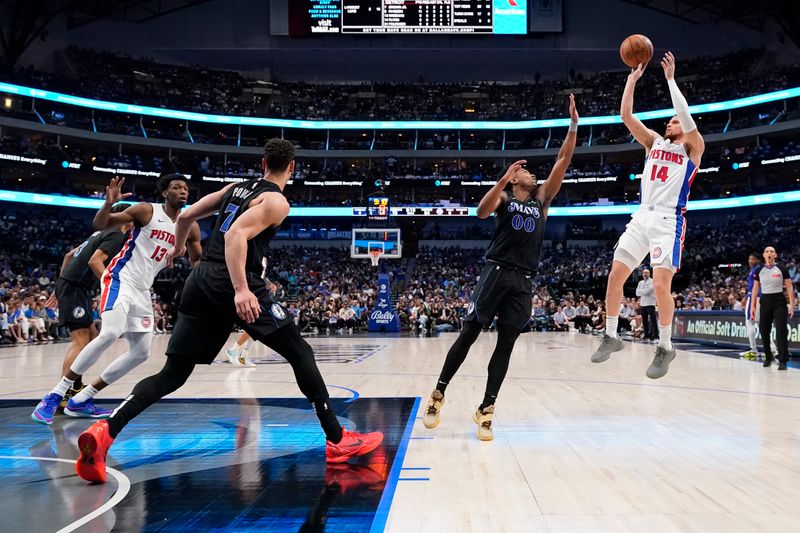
[2, 82, 798, 130]
[3, 189, 799, 216]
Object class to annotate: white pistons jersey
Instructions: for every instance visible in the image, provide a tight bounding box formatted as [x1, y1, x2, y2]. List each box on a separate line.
[102, 203, 176, 292]
[640, 136, 698, 214]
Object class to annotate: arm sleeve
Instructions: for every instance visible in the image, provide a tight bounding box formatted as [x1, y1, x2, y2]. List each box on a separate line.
[667, 79, 697, 133]
[781, 266, 790, 280]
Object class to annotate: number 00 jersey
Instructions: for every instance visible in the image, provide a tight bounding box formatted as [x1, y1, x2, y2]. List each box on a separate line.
[641, 136, 698, 214]
[485, 194, 546, 273]
[102, 203, 176, 291]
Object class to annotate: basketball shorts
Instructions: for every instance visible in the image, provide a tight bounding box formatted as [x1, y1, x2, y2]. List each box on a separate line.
[55, 278, 93, 331]
[745, 296, 761, 321]
[464, 262, 533, 330]
[613, 209, 686, 272]
[99, 275, 154, 333]
[167, 261, 293, 365]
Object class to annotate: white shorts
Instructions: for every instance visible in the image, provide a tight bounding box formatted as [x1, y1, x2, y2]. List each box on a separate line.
[745, 296, 761, 321]
[613, 210, 686, 272]
[99, 276, 153, 333]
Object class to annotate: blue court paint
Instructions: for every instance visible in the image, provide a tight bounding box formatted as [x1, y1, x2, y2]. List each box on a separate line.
[369, 396, 421, 533]
[1, 397, 418, 532]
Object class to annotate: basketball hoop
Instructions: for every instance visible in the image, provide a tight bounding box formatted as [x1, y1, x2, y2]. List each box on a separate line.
[368, 249, 382, 267]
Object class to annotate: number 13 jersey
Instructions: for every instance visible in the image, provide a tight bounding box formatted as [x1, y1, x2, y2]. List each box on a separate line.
[103, 203, 176, 292]
[640, 136, 698, 214]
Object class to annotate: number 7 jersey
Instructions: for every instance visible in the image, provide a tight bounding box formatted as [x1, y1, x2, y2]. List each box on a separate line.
[103, 203, 176, 291]
[202, 178, 283, 274]
[641, 136, 698, 214]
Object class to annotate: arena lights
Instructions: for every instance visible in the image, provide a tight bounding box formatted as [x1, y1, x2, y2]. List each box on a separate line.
[2, 81, 799, 130]
[2, 188, 800, 217]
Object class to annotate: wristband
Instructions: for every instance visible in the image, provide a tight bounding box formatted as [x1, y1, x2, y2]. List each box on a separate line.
[568, 120, 578, 132]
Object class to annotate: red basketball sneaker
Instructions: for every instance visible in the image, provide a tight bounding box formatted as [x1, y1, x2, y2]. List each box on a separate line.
[76, 420, 114, 483]
[326, 427, 384, 463]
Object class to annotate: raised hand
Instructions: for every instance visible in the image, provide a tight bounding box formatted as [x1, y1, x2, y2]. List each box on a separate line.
[661, 51, 675, 81]
[105, 176, 133, 205]
[627, 62, 646, 83]
[568, 93, 579, 122]
[500, 160, 527, 184]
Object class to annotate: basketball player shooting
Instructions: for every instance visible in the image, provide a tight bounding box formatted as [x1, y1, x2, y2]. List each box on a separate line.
[423, 95, 579, 441]
[591, 52, 705, 378]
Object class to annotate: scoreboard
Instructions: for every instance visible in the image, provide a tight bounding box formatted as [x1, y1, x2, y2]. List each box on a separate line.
[297, 0, 527, 35]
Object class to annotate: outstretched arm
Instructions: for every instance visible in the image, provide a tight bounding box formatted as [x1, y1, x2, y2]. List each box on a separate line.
[621, 63, 659, 152]
[536, 93, 579, 207]
[93, 177, 151, 229]
[225, 193, 290, 323]
[186, 222, 203, 267]
[661, 51, 705, 165]
[476, 160, 526, 219]
[166, 183, 234, 267]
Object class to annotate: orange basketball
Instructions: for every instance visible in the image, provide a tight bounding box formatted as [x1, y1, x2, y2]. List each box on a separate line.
[620, 34, 654, 69]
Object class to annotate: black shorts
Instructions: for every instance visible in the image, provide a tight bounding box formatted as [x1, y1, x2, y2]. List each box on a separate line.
[55, 278, 93, 331]
[166, 261, 294, 365]
[464, 263, 533, 330]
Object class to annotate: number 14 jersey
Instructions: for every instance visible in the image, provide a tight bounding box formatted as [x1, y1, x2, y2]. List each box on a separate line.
[641, 136, 698, 214]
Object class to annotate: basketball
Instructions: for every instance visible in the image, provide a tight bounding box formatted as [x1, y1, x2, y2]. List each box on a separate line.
[620, 34, 654, 68]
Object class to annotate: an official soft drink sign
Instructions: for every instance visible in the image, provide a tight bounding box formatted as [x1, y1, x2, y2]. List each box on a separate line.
[368, 273, 400, 332]
[674, 311, 800, 354]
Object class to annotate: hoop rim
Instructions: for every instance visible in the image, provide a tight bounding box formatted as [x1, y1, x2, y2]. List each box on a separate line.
[368, 249, 382, 266]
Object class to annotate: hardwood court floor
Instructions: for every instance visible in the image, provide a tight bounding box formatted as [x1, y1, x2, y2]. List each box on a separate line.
[2, 330, 799, 532]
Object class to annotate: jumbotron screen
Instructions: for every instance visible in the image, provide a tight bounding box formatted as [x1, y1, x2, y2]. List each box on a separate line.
[368, 196, 390, 220]
[292, 1, 528, 35]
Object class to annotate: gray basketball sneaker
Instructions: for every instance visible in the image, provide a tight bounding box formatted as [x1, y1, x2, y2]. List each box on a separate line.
[590, 334, 624, 363]
[646, 346, 676, 379]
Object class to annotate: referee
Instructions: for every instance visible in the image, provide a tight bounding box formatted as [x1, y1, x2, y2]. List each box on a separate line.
[750, 246, 795, 370]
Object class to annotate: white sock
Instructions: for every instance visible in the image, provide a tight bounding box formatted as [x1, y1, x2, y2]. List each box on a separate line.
[71, 385, 99, 404]
[50, 376, 74, 398]
[242, 339, 254, 351]
[658, 324, 673, 350]
[746, 320, 758, 352]
[605, 316, 619, 338]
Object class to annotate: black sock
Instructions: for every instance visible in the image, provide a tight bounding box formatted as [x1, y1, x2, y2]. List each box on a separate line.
[435, 321, 482, 396]
[479, 395, 496, 411]
[107, 357, 194, 439]
[314, 399, 342, 443]
[479, 325, 521, 413]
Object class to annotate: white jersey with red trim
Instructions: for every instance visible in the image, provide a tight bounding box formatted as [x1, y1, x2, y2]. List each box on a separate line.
[640, 136, 698, 214]
[102, 203, 176, 292]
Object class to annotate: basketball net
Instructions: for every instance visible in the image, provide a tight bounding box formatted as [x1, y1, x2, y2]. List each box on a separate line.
[369, 249, 382, 267]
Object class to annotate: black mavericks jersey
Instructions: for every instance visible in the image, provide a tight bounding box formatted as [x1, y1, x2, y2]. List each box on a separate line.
[485, 194, 546, 273]
[60, 229, 127, 289]
[203, 178, 283, 274]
